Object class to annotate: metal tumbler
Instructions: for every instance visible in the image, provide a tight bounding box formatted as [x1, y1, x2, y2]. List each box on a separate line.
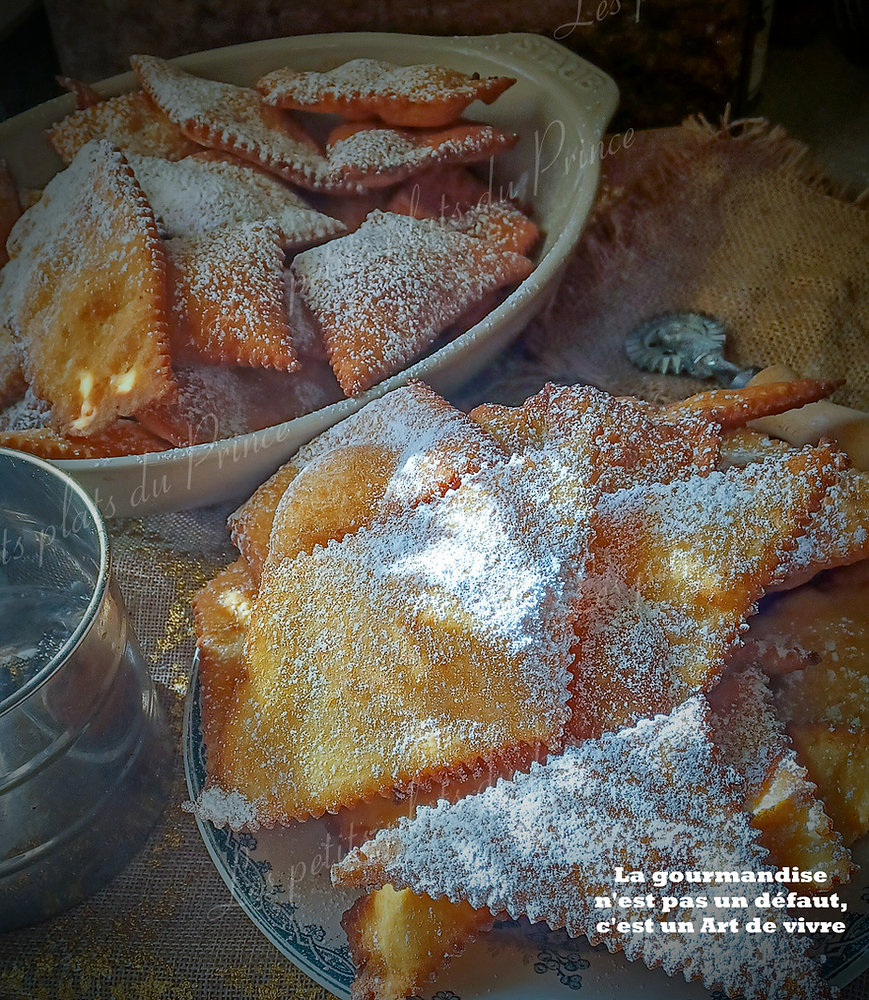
[0, 448, 171, 930]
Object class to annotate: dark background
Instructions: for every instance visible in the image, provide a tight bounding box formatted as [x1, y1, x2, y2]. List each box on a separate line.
[0, 0, 867, 190]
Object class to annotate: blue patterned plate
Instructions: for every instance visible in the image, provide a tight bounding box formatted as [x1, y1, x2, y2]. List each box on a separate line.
[183, 663, 868, 998]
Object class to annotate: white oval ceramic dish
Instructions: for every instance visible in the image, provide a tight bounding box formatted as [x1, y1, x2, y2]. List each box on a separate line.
[0, 32, 617, 516]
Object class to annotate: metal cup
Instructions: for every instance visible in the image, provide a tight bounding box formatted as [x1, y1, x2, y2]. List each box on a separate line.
[0, 448, 171, 930]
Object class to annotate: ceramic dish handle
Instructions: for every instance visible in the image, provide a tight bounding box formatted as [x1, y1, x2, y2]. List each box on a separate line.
[455, 32, 620, 143]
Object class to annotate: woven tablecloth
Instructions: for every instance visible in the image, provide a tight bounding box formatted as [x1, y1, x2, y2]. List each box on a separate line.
[0, 119, 867, 1000]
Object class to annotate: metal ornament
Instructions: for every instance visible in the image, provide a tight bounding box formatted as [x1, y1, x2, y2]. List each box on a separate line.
[625, 312, 760, 387]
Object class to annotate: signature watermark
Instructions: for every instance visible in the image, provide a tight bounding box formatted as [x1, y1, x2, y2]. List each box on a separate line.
[555, 0, 643, 38]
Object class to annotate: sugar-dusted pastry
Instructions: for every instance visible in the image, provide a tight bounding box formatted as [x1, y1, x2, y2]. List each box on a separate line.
[789, 725, 869, 847]
[664, 378, 840, 431]
[199, 450, 598, 825]
[773, 470, 869, 588]
[568, 445, 840, 739]
[325, 120, 517, 190]
[292, 210, 533, 396]
[130, 55, 353, 193]
[56, 75, 104, 110]
[342, 888, 492, 1000]
[717, 427, 793, 469]
[0, 420, 170, 458]
[0, 321, 25, 408]
[166, 221, 299, 371]
[743, 560, 869, 846]
[227, 382, 505, 586]
[136, 362, 340, 447]
[387, 164, 506, 220]
[709, 666, 851, 883]
[0, 140, 173, 435]
[388, 165, 540, 256]
[126, 152, 345, 246]
[47, 89, 201, 163]
[257, 58, 514, 128]
[333, 697, 837, 1000]
[715, 428, 869, 587]
[192, 557, 255, 745]
[470, 382, 721, 492]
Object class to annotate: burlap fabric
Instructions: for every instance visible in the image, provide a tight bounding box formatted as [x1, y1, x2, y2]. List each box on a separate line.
[459, 116, 869, 411]
[0, 120, 866, 999]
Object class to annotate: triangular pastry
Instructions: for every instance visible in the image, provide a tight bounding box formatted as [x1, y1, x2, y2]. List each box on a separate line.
[131, 55, 353, 193]
[127, 151, 345, 246]
[202, 450, 597, 823]
[291, 210, 533, 396]
[333, 697, 837, 1000]
[568, 446, 840, 739]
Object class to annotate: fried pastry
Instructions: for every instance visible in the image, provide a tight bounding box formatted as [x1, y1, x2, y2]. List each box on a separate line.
[333, 697, 836, 1000]
[126, 152, 345, 246]
[788, 725, 869, 847]
[470, 382, 723, 492]
[664, 378, 839, 431]
[131, 55, 354, 193]
[194, 550, 496, 1000]
[257, 58, 514, 128]
[714, 430, 869, 586]
[773, 470, 869, 588]
[445, 200, 540, 256]
[325, 121, 517, 190]
[291, 210, 533, 396]
[0, 420, 170, 458]
[166, 221, 299, 371]
[568, 445, 840, 739]
[47, 89, 201, 163]
[192, 557, 255, 745]
[741, 560, 869, 845]
[200, 451, 597, 824]
[332, 757, 522, 1000]
[135, 362, 340, 447]
[717, 428, 792, 469]
[388, 166, 540, 256]
[227, 462, 300, 587]
[0, 140, 173, 435]
[56, 76, 104, 110]
[708, 666, 851, 883]
[386, 164, 502, 219]
[227, 382, 503, 585]
[342, 887, 492, 1000]
[745, 561, 869, 709]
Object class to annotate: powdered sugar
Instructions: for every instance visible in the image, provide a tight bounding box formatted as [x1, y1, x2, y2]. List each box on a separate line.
[127, 152, 344, 246]
[166, 220, 298, 371]
[326, 124, 515, 184]
[291, 210, 532, 395]
[568, 449, 836, 739]
[259, 58, 504, 107]
[0, 139, 172, 435]
[131, 55, 356, 193]
[0, 386, 50, 431]
[775, 470, 869, 583]
[333, 697, 834, 999]
[46, 89, 200, 163]
[189, 784, 261, 830]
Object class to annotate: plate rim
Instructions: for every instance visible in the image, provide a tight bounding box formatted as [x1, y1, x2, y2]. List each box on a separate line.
[182, 654, 354, 997]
